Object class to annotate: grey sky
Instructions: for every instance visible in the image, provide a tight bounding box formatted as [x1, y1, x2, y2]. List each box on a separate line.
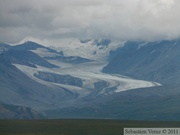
[0, 0, 180, 45]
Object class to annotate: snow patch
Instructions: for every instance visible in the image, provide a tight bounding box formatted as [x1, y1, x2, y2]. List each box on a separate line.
[50, 39, 125, 60]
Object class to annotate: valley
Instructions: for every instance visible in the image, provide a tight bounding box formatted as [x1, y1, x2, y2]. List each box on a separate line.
[14, 58, 160, 99]
[0, 39, 180, 120]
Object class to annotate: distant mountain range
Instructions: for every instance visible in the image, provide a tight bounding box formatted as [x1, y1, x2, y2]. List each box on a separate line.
[0, 39, 180, 120]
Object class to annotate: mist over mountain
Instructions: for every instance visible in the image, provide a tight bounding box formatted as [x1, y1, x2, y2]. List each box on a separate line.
[0, 39, 180, 120]
[1, 0, 180, 44]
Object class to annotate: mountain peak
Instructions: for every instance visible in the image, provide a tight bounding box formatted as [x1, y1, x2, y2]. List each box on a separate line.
[12, 41, 46, 51]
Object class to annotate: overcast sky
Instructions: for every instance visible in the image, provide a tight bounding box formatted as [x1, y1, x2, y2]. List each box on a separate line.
[0, 0, 180, 46]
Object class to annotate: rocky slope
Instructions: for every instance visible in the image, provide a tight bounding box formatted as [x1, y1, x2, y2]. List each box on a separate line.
[0, 103, 46, 119]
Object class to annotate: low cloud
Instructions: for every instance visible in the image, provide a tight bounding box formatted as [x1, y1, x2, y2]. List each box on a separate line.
[0, 0, 180, 45]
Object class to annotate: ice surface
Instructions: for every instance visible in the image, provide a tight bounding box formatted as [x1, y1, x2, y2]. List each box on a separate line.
[14, 60, 161, 98]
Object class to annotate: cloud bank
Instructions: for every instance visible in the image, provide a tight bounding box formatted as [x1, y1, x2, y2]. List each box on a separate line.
[0, 0, 180, 45]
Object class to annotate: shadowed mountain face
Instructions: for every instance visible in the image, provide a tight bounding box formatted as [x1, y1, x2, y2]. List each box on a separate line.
[0, 103, 46, 119]
[103, 40, 180, 84]
[3, 50, 58, 68]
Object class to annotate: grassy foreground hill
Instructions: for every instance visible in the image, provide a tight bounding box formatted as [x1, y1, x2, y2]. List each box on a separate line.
[0, 119, 180, 135]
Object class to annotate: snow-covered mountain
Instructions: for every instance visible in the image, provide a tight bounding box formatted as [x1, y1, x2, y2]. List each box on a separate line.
[1, 39, 180, 120]
[50, 39, 125, 60]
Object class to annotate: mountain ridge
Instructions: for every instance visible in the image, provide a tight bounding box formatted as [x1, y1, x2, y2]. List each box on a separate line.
[0, 39, 180, 120]
[103, 40, 180, 84]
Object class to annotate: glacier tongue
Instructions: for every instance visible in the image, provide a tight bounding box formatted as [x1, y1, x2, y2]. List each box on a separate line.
[14, 59, 161, 98]
[50, 61, 161, 93]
